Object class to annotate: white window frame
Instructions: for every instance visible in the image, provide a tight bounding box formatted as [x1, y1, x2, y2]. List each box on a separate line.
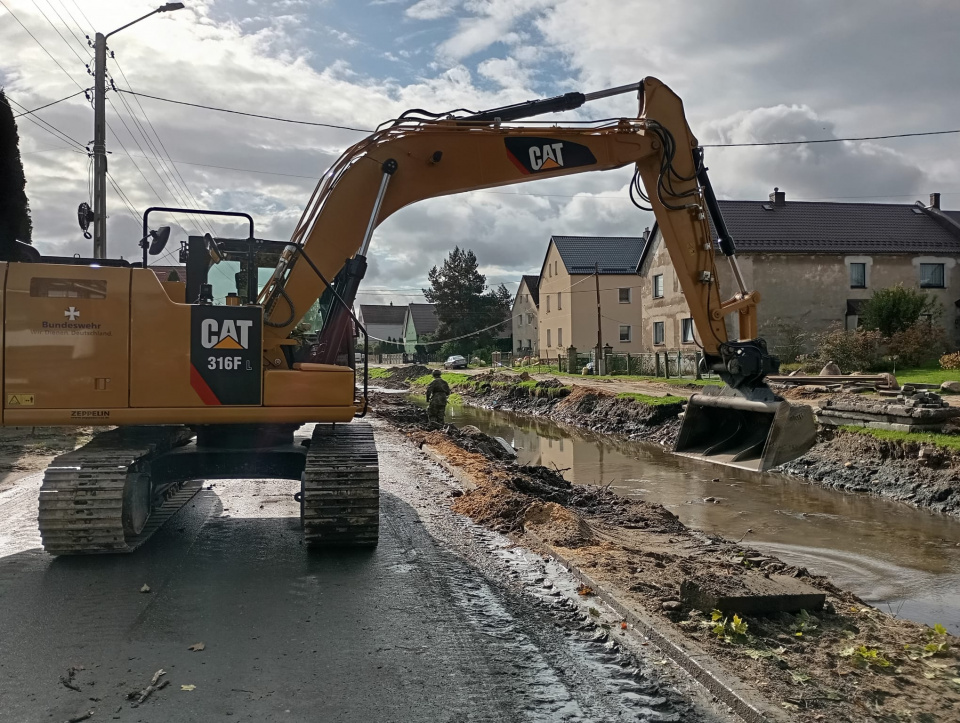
[681, 317, 695, 343]
[618, 325, 631, 342]
[653, 321, 665, 345]
[849, 262, 866, 289]
[653, 274, 664, 299]
[618, 287, 632, 303]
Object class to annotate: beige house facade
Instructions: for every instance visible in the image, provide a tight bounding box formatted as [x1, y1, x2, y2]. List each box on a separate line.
[512, 275, 540, 355]
[638, 190, 960, 354]
[537, 236, 646, 358]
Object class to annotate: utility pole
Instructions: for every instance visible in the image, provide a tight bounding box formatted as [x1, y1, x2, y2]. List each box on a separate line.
[90, 3, 186, 259]
[92, 32, 107, 258]
[594, 262, 603, 376]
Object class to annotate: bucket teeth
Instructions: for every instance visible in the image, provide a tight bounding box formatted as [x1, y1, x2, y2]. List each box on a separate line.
[301, 423, 380, 547]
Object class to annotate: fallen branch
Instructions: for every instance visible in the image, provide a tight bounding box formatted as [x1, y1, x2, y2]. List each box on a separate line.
[127, 669, 168, 707]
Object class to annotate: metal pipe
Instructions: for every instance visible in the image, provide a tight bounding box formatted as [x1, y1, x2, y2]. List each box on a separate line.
[142, 207, 255, 240]
[357, 159, 397, 258]
[727, 255, 749, 296]
[583, 81, 643, 102]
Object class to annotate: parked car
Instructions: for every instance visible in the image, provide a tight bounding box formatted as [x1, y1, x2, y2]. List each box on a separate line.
[444, 355, 468, 369]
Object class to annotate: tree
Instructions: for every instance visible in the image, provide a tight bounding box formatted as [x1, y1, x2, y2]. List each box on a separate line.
[0, 88, 33, 253]
[859, 284, 941, 336]
[423, 247, 511, 358]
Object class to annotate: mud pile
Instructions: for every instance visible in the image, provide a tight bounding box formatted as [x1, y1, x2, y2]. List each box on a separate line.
[781, 428, 960, 517]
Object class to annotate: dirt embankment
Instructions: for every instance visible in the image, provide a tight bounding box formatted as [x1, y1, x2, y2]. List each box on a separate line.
[781, 428, 960, 517]
[0, 426, 95, 493]
[373, 396, 960, 723]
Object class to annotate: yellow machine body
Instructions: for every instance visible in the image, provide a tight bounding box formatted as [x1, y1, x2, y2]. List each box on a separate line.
[1, 262, 357, 427]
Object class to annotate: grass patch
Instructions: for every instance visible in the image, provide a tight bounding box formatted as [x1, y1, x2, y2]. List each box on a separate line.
[839, 424, 960, 452]
[367, 367, 393, 379]
[895, 366, 960, 386]
[411, 372, 471, 387]
[616, 392, 686, 406]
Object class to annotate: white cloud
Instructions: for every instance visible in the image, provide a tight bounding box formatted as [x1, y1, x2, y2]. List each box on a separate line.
[405, 0, 460, 20]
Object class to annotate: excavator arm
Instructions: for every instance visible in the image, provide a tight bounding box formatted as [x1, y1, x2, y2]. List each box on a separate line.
[260, 78, 763, 381]
[257, 76, 815, 470]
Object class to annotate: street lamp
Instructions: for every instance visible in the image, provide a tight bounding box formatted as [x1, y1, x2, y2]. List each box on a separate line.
[91, 3, 186, 259]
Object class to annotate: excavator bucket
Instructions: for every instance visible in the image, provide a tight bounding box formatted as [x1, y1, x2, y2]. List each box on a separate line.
[674, 391, 817, 472]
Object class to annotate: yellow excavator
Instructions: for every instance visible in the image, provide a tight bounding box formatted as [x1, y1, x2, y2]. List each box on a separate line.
[1, 77, 814, 555]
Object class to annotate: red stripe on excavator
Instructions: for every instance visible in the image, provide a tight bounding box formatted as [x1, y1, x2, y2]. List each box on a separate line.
[190, 364, 221, 406]
[505, 150, 530, 175]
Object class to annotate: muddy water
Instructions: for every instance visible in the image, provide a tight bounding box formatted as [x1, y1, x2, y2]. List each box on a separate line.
[441, 403, 960, 635]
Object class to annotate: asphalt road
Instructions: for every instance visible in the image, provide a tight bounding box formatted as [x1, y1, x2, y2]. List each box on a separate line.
[0, 421, 720, 723]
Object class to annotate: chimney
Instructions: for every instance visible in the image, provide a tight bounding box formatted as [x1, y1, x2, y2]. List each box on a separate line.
[769, 187, 786, 206]
[930, 192, 941, 210]
[642, 226, 650, 240]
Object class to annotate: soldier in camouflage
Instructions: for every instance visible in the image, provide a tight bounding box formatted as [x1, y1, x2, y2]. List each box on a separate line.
[425, 370, 451, 426]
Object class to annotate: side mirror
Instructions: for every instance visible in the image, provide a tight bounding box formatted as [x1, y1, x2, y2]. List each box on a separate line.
[148, 226, 171, 255]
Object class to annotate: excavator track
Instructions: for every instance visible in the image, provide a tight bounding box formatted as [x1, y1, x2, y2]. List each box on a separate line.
[38, 427, 198, 555]
[301, 422, 379, 547]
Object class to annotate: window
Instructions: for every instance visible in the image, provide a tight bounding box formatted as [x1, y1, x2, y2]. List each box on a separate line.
[546, 296, 550, 312]
[681, 318, 695, 343]
[517, 315, 522, 326]
[652, 274, 664, 299]
[619, 325, 631, 342]
[653, 321, 665, 345]
[920, 263, 945, 288]
[554, 261, 558, 275]
[557, 292, 561, 309]
[527, 339, 532, 349]
[30, 278, 107, 299]
[557, 328, 563, 347]
[546, 329, 552, 347]
[527, 312, 535, 325]
[850, 263, 866, 288]
[618, 288, 631, 303]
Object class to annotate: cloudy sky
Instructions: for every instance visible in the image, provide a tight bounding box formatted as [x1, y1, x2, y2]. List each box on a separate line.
[2, 0, 958, 304]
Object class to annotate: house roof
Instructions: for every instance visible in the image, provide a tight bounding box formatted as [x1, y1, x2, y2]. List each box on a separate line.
[550, 235, 645, 275]
[640, 198, 960, 268]
[519, 275, 540, 307]
[405, 303, 439, 336]
[358, 303, 406, 325]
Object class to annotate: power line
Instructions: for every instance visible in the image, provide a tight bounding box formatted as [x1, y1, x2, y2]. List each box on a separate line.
[12, 88, 90, 118]
[25, 0, 89, 65]
[704, 129, 960, 148]
[0, 0, 88, 91]
[117, 89, 373, 132]
[2, 94, 86, 149]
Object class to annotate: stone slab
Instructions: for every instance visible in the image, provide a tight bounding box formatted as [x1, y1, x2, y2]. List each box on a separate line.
[680, 574, 826, 615]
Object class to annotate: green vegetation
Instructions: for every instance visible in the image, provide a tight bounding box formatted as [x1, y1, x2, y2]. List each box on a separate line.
[839, 425, 960, 452]
[708, 610, 749, 643]
[367, 368, 393, 379]
[895, 365, 960, 386]
[616, 392, 685, 406]
[411, 372, 471, 387]
[840, 645, 891, 669]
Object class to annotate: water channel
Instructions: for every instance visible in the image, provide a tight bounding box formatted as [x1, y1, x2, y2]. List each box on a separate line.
[427, 400, 960, 635]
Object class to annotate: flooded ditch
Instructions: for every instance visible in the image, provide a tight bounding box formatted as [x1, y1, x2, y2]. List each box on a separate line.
[417, 398, 960, 635]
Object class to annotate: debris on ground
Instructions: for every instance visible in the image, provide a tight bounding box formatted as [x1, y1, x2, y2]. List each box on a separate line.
[127, 669, 168, 706]
[187, 642, 205, 652]
[375, 393, 960, 722]
[139, 584, 151, 593]
[181, 684, 196, 691]
[59, 666, 83, 692]
[64, 710, 93, 723]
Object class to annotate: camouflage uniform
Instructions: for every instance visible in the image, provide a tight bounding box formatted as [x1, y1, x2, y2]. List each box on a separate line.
[425, 377, 451, 425]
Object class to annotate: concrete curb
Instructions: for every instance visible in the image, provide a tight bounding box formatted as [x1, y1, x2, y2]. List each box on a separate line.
[522, 530, 783, 723]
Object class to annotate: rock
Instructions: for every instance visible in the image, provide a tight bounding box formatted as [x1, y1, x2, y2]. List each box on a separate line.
[518, 372, 531, 381]
[941, 381, 960, 393]
[661, 600, 682, 612]
[880, 372, 900, 390]
[819, 361, 842, 376]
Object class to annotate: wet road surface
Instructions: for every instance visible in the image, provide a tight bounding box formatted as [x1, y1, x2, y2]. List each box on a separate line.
[0, 422, 720, 723]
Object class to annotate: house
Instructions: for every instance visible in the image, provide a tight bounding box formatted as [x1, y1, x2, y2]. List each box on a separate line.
[512, 275, 540, 355]
[537, 235, 647, 358]
[638, 190, 960, 353]
[357, 303, 406, 350]
[402, 303, 439, 353]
